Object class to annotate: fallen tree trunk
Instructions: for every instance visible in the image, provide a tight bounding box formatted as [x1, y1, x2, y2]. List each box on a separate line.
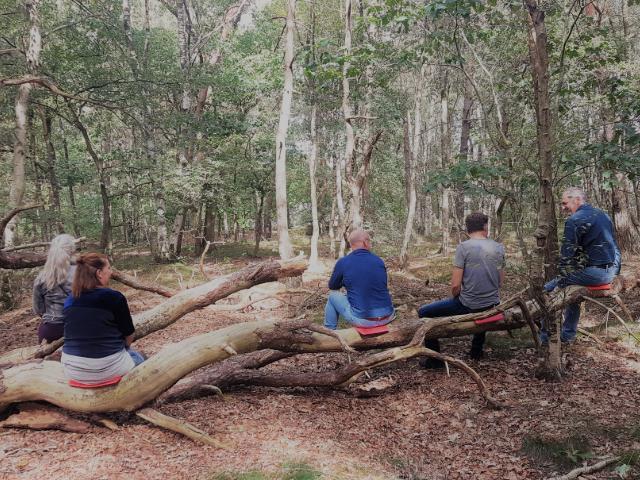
[111, 269, 175, 298]
[3, 274, 636, 414]
[0, 256, 308, 364]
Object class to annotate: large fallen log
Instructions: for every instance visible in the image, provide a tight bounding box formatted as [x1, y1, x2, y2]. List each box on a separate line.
[3, 274, 637, 414]
[0, 256, 308, 364]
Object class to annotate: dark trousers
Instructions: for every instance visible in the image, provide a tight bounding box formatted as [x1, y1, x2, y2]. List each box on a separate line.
[38, 321, 64, 344]
[417, 297, 493, 354]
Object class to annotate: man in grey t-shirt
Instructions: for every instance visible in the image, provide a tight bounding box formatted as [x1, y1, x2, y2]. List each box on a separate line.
[418, 212, 505, 368]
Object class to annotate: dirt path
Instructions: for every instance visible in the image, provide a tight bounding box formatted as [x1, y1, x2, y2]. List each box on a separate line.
[1, 260, 639, 479]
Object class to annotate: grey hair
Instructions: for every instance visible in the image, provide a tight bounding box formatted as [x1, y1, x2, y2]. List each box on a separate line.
[563, 187, 587, 202]
[35, 234, 76, 291]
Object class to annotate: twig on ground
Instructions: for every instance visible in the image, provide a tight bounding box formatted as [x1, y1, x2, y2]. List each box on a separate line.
[136, 408, 227, 448]
[581, 296, 640, 343]
[577, 327, 604, 345]
[545, 456, 619, 480]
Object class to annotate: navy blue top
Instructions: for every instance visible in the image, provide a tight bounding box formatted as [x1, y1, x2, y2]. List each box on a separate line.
[560, 203, 621, 275]
[328, 248, 394, 318]
[62, 288, 135, 358]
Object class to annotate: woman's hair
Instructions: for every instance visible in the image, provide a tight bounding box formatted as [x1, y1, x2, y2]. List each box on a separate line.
[35, 234, 76, 291]
[72, 253, 109, 297]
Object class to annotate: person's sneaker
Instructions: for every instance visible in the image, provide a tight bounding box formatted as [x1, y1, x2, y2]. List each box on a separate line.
[419, 357, 445, 369]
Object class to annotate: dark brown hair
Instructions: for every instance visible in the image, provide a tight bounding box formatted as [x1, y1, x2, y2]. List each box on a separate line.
[72, 253, 108, 297]
[465, 212, 489, 234]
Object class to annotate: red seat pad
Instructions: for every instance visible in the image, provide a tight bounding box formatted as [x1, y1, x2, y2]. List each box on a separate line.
[68, 376, 122, 389]
[587, 284, 611, 291]
[355, 325, 390, 336]
[474, 313, 505, 325]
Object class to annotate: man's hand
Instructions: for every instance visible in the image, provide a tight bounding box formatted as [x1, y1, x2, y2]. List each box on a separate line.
[451, 267, 463, 298]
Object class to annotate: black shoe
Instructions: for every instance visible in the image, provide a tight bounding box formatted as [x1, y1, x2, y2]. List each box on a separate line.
[419, 357, 445, 369]
[469, 348, 484, 360]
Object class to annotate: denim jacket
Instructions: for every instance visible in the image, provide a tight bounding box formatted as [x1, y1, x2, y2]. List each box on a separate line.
[559, 204, 620, 275]
[32, 265, 75, 324]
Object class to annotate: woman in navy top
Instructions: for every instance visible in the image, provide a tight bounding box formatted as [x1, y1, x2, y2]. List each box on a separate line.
[61, 253, 144, 383]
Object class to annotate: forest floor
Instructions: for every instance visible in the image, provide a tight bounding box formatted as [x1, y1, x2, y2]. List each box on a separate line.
[2, 239, 640, 480]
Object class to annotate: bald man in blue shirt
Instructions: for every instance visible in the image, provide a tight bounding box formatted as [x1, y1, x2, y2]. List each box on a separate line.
[324, 229, 395, 330]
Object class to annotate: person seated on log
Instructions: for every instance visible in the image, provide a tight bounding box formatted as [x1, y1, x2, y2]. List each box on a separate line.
[61, 253, 145, 383]
[417, 212, 505, 368]
[324, 229, 395, 330]
[33, 234, 77, 344]
[541, 187, 621, 344]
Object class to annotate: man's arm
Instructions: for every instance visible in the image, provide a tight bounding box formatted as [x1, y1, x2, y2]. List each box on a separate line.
[499, 269, 505, 285]
[559, 218, 578, 275]
[451, 267, 463, 297]
[327, 259, 344, 290]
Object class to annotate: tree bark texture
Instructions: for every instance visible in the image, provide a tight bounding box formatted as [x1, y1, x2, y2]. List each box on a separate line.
[525, 0, 558, 280]
[274, 0, 296, 260]
[308, 104, 321, 268]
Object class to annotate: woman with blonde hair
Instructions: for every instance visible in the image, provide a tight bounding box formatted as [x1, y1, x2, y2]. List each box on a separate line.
[33, 234, 76, 343]
[61, 253, 144, 383]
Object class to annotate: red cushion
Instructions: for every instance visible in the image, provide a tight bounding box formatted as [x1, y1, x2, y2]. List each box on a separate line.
[474, 313, 505, 325]
[68, 376, 122, 389]
[355, 325, 390, 336]
[587, 284, 611, 291]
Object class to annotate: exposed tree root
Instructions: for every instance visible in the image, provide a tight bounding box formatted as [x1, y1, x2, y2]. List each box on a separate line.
[136, 407, 227, 448]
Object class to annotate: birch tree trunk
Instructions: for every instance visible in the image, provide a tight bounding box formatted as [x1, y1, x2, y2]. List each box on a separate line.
[274, 0, 296, 260]
[400, 112, 417, 269]
[341, 0, 356, 235]
[308, 104, 321, 268]
[5, 0, 41, 247]
[439, 81, 452, 255]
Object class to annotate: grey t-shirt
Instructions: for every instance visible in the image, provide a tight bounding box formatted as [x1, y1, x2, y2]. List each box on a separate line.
[454, 238, 505, 310]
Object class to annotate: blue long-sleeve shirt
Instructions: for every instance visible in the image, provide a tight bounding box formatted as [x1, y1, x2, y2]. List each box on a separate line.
[559, 203, 620, 275]
[328, 248, 394, 318]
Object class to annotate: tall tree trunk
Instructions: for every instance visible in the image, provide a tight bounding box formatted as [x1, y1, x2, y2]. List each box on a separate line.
[525, 0, 560, 379]
[6, 85, 31, 248]
[6, 0, 43, 247]
[457, 87, 474, 233]
[341, 0, 356, 233]
[68, 108, 112, 254]
[60, 123, 80, 238]
[439, 81, 452, 254]
[274, 0, 296, 260]
[254, 191, 264, 256]
[40, 108, 63, 233]
[400, 112, 417, 269]
[612, 174, 640, 253]
[308, 104, 321, 268]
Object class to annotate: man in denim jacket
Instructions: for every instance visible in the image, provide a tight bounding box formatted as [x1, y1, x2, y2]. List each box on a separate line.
[542, 187, 621, 343]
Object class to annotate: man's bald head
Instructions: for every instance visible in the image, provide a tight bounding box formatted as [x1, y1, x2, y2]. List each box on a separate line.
[348, 229, 371, 250]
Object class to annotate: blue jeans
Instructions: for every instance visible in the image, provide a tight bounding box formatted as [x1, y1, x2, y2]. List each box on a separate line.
[324, 291, 394, 330]
[418, 297, 493, 354]
[541, 263, 618, 343]
[126, 347, 145, 366]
